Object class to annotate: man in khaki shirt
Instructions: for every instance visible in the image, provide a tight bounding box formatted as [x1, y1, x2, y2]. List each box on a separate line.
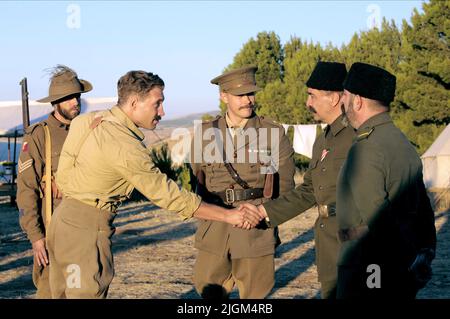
[48, 70, 262, 299]
[17, 65, 92, 298]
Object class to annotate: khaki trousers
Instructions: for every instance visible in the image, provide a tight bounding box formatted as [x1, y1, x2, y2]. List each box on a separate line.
[32, 261, 52, 299]
[193, 250, 274, 299]
[47, 198, 116, 299]
[320, 280, 337, 299]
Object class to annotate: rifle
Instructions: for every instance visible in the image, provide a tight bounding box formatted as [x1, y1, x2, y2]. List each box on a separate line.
[20, 78, 30, 130]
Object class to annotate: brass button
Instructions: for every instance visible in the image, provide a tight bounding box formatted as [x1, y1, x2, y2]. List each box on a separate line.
[320, 223, 324, 228]
[319, 186, 324, 190]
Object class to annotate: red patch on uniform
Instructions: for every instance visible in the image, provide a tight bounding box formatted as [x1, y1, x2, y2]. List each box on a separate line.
[320, 149, 329, 162]
[22, 142, 28, 152]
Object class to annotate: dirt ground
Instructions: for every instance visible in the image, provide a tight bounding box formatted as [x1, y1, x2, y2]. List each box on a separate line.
[0, 196, 449, 299]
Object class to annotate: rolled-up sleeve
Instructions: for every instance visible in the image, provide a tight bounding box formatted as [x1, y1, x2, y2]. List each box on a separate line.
[110, 143, 201, 220]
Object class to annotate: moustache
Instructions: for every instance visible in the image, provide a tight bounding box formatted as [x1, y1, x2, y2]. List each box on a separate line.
[308, 106, 317, 114]
[154, 115, 162, 121]
[239, 105, 254, 110]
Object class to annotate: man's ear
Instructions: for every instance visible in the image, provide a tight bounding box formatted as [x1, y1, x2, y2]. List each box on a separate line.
[220, 91, 228, 104]
[330, 92, 341, 108]
[129, 94, 139, 110]
[354, 95, 363, 111]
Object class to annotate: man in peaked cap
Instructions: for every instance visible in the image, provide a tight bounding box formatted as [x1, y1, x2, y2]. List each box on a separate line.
[17, 65, 92, 298]
[240, 61, 355, 298]
[336, 62, 436, 298]
[189, 65, 296, 299]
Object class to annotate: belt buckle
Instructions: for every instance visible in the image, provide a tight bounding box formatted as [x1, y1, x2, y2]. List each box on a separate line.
[225, 189, 235, 204]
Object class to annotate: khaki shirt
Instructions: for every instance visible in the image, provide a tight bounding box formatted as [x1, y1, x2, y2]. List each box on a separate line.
[56, 106, 201, 219]
[17, 113, 70, 243]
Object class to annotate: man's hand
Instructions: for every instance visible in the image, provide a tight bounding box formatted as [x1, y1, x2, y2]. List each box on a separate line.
[32, 238, 49, 267]
[239, 203, 268, 220]
[225, 207, 263, 229]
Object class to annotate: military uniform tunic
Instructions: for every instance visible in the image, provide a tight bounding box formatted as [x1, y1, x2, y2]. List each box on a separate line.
[262, 115, 355, 297]
[190, 113, 295, 298]
[17, 113, 70, 298]
[336, 112, 436, 298]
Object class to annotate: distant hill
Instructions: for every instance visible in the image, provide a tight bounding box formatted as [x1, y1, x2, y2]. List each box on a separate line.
[159, 110, 220, 128]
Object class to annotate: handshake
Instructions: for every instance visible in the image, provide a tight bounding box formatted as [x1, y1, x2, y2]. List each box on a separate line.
[226, 203, 269, 230]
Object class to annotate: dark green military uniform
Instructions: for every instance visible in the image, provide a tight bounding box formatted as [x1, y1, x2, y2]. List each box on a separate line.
[191, 113, 295, 298]
[17, 113, 70, 298]
[336, 112, 436, 298]
[263, 114, 355, 298]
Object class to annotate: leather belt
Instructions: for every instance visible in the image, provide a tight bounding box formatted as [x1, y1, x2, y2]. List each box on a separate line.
[317, 204, 336, 218]
[213, 188, 264, 204]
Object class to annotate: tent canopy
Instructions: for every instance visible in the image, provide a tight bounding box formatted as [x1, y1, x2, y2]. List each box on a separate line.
[421, 124, 450, 189]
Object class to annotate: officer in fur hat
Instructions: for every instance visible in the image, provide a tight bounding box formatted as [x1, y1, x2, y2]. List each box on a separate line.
[240, 61, 355, 298]
[17, 65, 92, 298]
[189, 66, 296, 299]
[336, 62, 436, 298]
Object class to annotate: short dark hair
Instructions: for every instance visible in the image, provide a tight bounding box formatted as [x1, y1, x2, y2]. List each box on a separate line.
[117, 71, 164, 105]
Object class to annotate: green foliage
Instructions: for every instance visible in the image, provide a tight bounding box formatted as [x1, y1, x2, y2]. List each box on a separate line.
[220, 31, 284, 114]
[218, 0, 449, 154]
[201, 113, 214, 122]
[149, 143, 181, 182]
[177, 164, 193, 191]
[395, 0, 450, 154]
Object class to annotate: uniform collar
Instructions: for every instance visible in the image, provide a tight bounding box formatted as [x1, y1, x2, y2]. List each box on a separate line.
[110, 105, 145, 141]
[47, 112, 70, 130]
[356, 111, 392, 135]
[326, 114, 347, 137]
[225, 112, 250, 129]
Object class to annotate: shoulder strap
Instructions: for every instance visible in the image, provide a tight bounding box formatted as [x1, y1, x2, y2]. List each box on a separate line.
[212, 118, 250, 189]
[43, 125, 52, 235]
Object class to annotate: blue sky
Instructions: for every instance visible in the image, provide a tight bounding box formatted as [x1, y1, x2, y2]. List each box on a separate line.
[0, 0, 424, 118]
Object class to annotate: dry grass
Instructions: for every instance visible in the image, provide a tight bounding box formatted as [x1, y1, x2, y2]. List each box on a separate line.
[0, 196, 449, 299]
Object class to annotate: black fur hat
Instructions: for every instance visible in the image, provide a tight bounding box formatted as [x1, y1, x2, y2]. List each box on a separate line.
[306, 61, 347, 91]
[343, 62, 396, 104]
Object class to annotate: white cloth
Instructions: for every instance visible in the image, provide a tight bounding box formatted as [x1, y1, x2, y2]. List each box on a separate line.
[292, 124, 318, 158]
[282, 124, 290, 135]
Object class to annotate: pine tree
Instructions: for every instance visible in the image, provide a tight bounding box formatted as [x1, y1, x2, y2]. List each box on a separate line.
[396, 0, 450, 154]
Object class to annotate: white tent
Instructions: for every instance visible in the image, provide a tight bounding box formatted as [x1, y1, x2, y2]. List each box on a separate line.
[421, 124, 450, 189]
[0, 97, 116, 162]
[0, 97, 117, 136]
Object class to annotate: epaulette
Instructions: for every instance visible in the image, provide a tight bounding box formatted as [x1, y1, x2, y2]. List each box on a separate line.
[356, 127, 374, 141]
